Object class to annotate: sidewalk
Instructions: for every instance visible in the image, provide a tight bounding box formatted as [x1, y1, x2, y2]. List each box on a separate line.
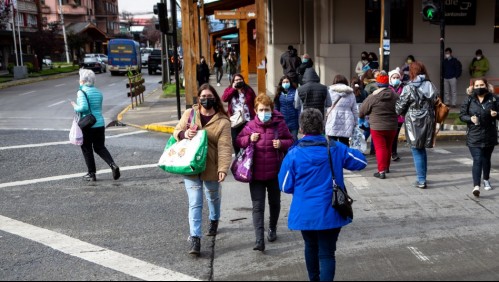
[117, 74, 467, 142]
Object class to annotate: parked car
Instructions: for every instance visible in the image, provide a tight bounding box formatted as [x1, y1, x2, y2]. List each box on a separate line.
[84, 53, 108, 64]
[141, 48, 153, 66]
[81, 57, 107, 73]
[42, 56, 52, 67]
[147, 49, 163, 75]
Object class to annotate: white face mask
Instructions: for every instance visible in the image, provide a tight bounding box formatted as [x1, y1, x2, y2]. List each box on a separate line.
[445, 54, 451, 59]
[476, 56, 482, 60]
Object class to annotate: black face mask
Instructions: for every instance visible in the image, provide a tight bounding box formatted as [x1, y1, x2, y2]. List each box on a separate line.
[200, 98, 216, 110]
[473, 87, 488, 96]
[235, 82, 245, 89]
[361, 56, 367, 61]
[368, 57, 373, 62]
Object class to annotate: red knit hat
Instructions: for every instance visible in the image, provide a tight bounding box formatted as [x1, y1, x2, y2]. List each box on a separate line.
[376, 71, 389, 86]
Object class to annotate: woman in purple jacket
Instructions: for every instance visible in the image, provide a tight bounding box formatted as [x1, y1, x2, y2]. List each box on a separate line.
[236, 94, 294, 252]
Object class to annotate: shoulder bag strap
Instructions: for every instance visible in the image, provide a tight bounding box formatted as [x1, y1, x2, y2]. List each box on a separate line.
[79, 90, 92, 114]
[326, 139, 337, 185]
[325, 97, 342, 120]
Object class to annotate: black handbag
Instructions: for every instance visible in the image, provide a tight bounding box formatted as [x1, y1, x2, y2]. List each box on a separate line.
[327, 140, 354, 219]
[77, 90, 97, 130]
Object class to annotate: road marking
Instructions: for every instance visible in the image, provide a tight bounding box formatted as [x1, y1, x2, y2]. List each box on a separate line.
[109, 83, 116, 87]
[407, 246, 432, 264]
[19, 91, 36, 96]
[454, 158, 473, 166]
[47, 100, 66, 108]
[0, 164, 158, 189]
[0, 131, 147, 151]
[432, 148, 452, 154]
[0, 215, 199, 281]
[54, 84, 66, 87]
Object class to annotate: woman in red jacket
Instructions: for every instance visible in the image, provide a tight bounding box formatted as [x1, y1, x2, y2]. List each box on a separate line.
[236, 94, 294, 252]
[222, 74, 256, 154]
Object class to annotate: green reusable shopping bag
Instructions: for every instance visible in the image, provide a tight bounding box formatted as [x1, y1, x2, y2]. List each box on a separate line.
[158, 109, 208, 175]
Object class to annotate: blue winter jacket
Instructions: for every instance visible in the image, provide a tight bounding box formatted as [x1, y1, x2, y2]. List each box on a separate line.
[278, 135, 368, 230]
[275, 87, 300, 131]
[73, 85, 105, 128]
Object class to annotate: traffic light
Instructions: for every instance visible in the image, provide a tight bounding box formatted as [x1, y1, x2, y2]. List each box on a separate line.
[422, 0, 440, 23]
[153, 2, 168, 34]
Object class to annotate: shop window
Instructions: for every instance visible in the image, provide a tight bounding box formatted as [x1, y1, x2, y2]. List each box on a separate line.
[365, 0, 413, 43]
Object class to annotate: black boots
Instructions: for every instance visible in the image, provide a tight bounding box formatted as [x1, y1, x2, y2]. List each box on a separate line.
[253, 239, 265, 252]
[189, 236, 201, 256]
[206, 220, 219, 237]
[267, 228, 277, 242]
[83, 173, 96, 181]
[110, 163, 120, 180]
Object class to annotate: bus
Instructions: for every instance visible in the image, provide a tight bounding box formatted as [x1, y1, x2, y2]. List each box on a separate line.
[107, 39, 141, 75]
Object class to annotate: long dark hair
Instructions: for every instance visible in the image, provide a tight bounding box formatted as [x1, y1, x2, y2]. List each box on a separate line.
[274, 75, 296, 104]
[351, 76, 364, 97]
[197, 83, 228, 117]
[332, 74, 348, 85]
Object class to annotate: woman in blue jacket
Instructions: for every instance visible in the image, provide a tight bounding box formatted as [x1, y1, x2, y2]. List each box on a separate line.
[278, 108, 367, 281]
[274, 75, 300, 141]
[71, 69, 120, 182]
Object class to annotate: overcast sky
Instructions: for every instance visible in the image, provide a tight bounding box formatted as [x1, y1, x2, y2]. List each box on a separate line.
[118, 0, 217, 16]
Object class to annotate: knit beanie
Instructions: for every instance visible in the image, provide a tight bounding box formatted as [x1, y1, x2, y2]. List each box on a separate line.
[376, 71, 389, 87]
[388, 67, 401, 81]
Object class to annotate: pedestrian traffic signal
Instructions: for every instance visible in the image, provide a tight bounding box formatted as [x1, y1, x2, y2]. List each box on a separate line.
[153, 2, 169, 34]
[422, 0, 440, 23]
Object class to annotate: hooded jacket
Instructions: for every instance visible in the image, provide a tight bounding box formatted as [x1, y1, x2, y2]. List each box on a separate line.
[281, 49, 302, 80]
[325, 84, 359, 138]
[278, 135, 367, 230]
[460, 92, 499, 148]
[236, 110, 294, 181]
[297, 59, 314, 85]
[295, 68, 331, 117]
[359, 87, 399, 131]
[173, 105, 233, 182]
[396, 75, 438, 149]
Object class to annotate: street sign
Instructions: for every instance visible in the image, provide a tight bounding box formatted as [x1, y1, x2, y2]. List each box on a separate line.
[214, 10, 256, 20]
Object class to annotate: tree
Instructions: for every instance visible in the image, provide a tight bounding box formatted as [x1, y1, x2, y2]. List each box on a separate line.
[143, 17, 161, 47]
[0, 2, 12, 31]
[67, 31, 91, 64]
[28, 22, 64, 70]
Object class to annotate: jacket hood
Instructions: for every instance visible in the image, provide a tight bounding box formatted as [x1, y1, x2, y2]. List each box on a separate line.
[409, 75, 437, 98]
[372, 88, 396, 101]
[329, 84, 354, 97]
[302, 68, 320, 84]
[293, 135, 330, 166]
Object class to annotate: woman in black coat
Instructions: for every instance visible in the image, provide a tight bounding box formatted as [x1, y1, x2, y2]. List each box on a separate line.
[196, 56, 210, 87]
[460, 78, 499, 197]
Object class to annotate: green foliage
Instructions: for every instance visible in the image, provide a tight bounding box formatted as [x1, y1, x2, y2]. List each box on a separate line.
[161, 83, 186, 98]
[25, 62, 34, 73]
[7, 63, 14, 74]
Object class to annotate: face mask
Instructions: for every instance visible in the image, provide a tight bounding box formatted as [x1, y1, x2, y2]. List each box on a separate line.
[476, 56, 482, 60]
[282, 82, 291, 90]
[303, 59, 309, 63]
[200, 98, 216, 110]
[445, 54, 451, 59]
[390, 79, 401, 87]
[258, 112, 272, 123]
[407, 59, 413, 64]
[473, 87, 488, 96]
[201, 59, 205, 64]
[235, 81, 245, 89]
[215, 51, 219, 54]
[361, 56, 367, 61]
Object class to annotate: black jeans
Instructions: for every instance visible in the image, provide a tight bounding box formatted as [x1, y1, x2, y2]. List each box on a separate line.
[249, 179, 281, 241]
[392, 122, 403, 155]
[231, 122, 246, 155]
[81, 127, 115, 173]
[328, 136, 349, 147]
[469, 146, 495, 186]
[301, 228, 342, 282]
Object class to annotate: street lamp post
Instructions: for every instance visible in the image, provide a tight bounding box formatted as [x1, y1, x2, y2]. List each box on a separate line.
[58, 0, 70, 63]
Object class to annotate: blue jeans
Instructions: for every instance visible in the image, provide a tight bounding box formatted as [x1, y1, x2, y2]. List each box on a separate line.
[184, 176, 221, 238]
[301, 228, 342, 281]
[411, 147, 427, 183]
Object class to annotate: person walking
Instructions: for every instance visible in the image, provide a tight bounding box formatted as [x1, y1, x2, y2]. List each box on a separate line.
[359, 71, 399, 179]
[295, 68, 332, 118]
[469, 49, 490, 78]
[360, 69, 379, 155]
[355, 51, 369, 78]
[274, 75, 300, 141]
[297, 53, 314, 85]
[226, 51, 238, 84]
[71, 69, 120, 182]
[222, 74, 257, 155]
[213, 48, 224, 86]
[196, 56, 210, 87]
[236, 94, 294, 252]
[388, 68, 405, 161]
[325, 75, 358, 147]
[278, 108, 367, 281]
[460, 78, 499, 197]
[281, 47, 302, 85]
[173, 83, 232, 256]
[443, 48, 462, 108]
[396, 61, 438, 189]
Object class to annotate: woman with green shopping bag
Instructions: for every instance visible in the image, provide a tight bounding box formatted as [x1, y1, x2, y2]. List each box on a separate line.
[173, 83, 233, 257]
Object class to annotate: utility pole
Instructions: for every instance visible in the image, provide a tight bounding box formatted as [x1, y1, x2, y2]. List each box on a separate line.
[11, 5, 18, 66]
[439, 0, 445, 101]
[58, 0, 70, 63]
[380, 0, 390, 72]
[171, 0, 181, 119]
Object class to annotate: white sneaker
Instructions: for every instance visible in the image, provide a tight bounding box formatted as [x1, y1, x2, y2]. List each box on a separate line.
[217, 83, 221, 87]
[473, 186, 480, 197]
[484, 180, 493, 191]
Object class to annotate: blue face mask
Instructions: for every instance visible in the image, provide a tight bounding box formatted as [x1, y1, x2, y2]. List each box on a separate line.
[303, 59, 309, 63]
[258, 112, 272, 123]
[282, 82, 291, 90]
[390, 79, 401, 87]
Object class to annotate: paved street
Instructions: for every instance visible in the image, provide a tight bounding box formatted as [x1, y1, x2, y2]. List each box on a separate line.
[1, 74, 499, 280]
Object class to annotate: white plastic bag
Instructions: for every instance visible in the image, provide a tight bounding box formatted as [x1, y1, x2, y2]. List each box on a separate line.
[69, 116, 84, 146]
[350, 127, 367, 153]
